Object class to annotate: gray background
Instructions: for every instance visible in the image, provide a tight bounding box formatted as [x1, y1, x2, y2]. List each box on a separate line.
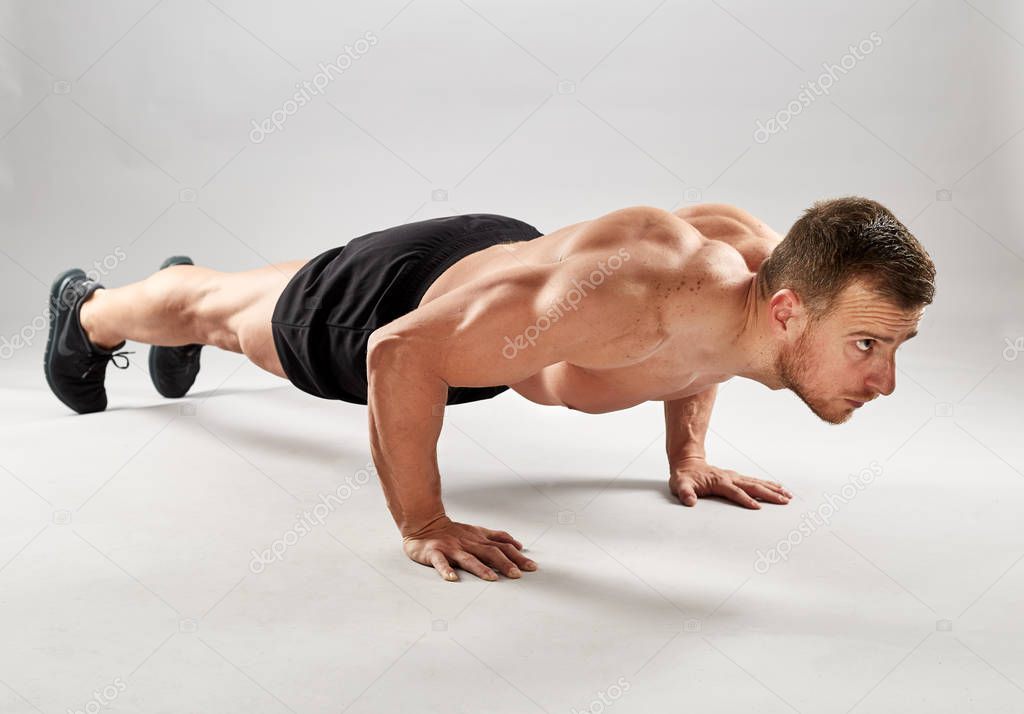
[1, 1, 1023, 713]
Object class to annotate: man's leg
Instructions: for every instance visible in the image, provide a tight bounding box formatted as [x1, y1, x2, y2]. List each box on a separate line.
[78, 260, 307, 378]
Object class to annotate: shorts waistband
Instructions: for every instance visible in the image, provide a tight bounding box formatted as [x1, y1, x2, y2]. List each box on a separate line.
[405, 223, 536, 308]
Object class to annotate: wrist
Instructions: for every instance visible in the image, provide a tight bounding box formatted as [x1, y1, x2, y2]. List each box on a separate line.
[401, 513, 451, 541]
[670, 452, 706, 466]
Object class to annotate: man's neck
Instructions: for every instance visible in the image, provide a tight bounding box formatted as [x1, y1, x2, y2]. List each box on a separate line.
[721, 272, 784, 390]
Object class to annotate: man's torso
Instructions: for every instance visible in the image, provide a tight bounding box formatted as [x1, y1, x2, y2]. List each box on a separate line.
[417, 204, 782, 412]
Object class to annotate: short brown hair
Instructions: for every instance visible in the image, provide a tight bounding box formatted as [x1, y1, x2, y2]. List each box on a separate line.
[757, 196, 936, 320]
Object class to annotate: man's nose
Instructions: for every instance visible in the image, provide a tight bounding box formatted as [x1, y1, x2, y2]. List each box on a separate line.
[866, 360, 896, 397]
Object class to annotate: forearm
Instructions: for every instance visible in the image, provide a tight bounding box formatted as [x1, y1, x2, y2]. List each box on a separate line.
[366, 338, 450, 539]
[664, 385, 718, 463]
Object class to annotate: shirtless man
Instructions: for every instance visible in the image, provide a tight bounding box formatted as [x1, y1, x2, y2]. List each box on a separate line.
[43, 197, 936, 583]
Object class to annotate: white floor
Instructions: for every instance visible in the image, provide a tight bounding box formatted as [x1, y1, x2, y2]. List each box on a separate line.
[2, 342, 1023, 714]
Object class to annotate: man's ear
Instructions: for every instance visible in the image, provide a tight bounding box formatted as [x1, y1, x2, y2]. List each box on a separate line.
[768, 288, 804, 337]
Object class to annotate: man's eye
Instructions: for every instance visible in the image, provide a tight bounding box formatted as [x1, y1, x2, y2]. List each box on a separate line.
[855, 339, 874, 352]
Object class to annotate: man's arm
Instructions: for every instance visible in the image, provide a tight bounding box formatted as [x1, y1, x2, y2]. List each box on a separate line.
[366, 266, 558, 582]
[664, 385, 717, 463]
[366, 265, 569, 540]
[664, 385, 793, 508]
[366, 210, 662, 581]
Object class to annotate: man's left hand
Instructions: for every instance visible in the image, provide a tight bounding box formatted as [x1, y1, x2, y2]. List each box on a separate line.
[669, 456, 792, 509]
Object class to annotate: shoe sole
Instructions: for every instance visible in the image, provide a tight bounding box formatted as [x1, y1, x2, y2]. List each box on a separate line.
[149, 256, 199, 398]
[44, 268, 100, 414]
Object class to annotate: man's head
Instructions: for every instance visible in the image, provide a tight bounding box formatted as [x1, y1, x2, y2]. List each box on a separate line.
[757, 196, 936, 424]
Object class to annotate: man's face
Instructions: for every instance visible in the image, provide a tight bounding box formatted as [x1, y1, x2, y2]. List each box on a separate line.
[776, 282, 922, 425]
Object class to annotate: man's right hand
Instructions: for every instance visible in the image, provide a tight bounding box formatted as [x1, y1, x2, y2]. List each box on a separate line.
[402, 517, 538, 582]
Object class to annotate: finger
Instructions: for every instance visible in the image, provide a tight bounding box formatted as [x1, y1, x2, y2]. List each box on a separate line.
[740, 482, 790, 505]
[741, 477, 792, 499]
[467, 543, 522, 578]
[675, 482, 698, 507]
[450, 550, 498, 581]
[496, 542, 538, 571]
[717, 482, 761, 509]
[428, 550, 459, 582]
[485, 529, 523, 550]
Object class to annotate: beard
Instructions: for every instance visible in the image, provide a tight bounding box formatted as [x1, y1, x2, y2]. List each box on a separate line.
[777, 329, 852, 425]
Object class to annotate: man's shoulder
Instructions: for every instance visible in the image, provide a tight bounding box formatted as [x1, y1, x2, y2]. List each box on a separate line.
[672, 203, 781, 272]
[673, 203, 781, 238]
[555, 206, 751, 294]
[541, 204, 757, 306]
[568, 205, 700, 264]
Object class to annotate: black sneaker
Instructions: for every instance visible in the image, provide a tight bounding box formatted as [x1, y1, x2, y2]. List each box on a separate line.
[148, 256, 202, 398]
[44, 269, 133, 414]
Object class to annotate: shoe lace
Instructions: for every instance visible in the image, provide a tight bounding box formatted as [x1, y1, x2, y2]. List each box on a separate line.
[81, 349, 135, 379]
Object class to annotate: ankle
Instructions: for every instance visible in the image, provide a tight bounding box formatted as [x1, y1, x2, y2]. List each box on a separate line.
[79, 290, 124, 350]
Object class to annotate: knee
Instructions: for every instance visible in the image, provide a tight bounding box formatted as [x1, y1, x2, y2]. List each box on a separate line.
[193, 289, 240, 351]
[143, 269, 201, 322]
[144, 268, 235, 348]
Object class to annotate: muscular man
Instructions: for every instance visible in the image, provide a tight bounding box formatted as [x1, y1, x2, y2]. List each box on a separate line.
[43, 197, 936, 583]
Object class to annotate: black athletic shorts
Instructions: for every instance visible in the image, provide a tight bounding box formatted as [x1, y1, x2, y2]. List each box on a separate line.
[271, 213, 543, 405]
